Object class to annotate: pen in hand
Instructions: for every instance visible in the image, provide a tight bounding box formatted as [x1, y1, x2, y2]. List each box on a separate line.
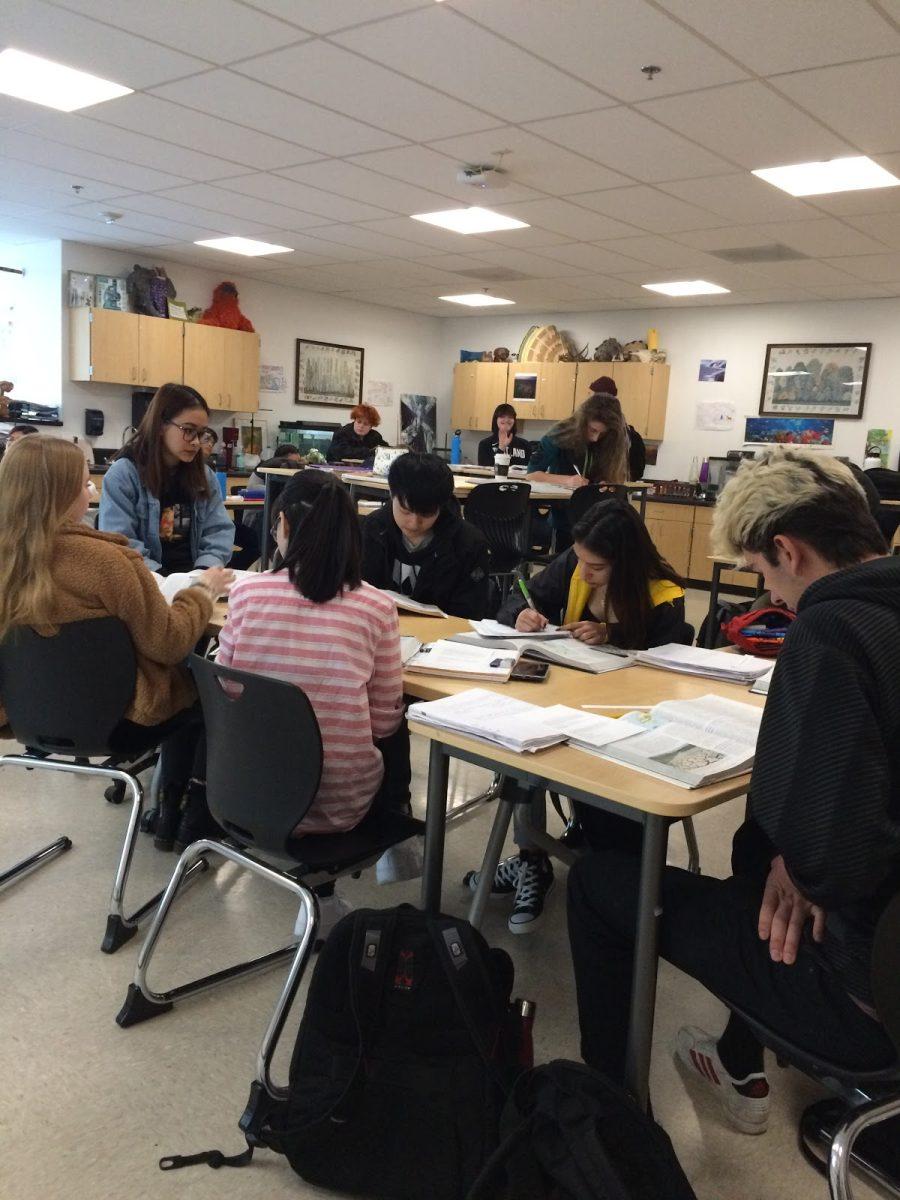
[517, 575, 537, 612]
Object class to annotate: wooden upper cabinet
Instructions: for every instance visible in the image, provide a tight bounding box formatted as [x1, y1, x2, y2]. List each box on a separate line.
[646, 363, 670, 440]
[575, 360, 670, 439]
[610, 363, 652, 436]
[70, 308, 140, 383]
[451, 362, 508, 431]
[223, 329, 261, 412]
[538, 361, 577, 420]
[183, 323, 227, 408]
[138, 314, 183, 388]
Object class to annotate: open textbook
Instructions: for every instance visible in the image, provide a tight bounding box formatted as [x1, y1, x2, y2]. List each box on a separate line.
[378, 589, 447, 617]
[634, 643, 772, 685]
[407, 689, 568, 753]
[463, 623, 634, 675]
[404, 640, 519, 681]
[598, 694, 763, 788]
[153, 569, 254, 604]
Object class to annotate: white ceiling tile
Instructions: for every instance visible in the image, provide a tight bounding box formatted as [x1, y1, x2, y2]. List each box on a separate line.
[843, 212, 900, 250]
[0, 0, 206, 88]
[448, 0, 748, 101]
[468, 227, 574, 249]
[656, 0, 900, 74]
[333, 7, 610, 123]
[216, 174, 392, 223]
[727, 287, 820, 303]
[110, 191, 301, 238]
[738, 259, 859, 286]
[13, 111, 250, 184]
[301, 223, 443, 257]
[674, 218, 889, 258]
[566, 186, 727, 233]
[154, 182, 332, 232]
[151, 70, 407, 156]
[822, 252, 900, 282]
[491, 198, 641, 241]
[413, 253, 496, 272]
[0, 129, 189, 192]
[234, 41, 502, 141]
[49, 0, 307, 63]
[659, 173, 818, 224]
[595, 235, 720, 268]
[244, 0, 427, 35]
[560, 275, 652, 299]
[346, 143, 539, 205]
[807, 282, 895, 299]
[356, 215, 484, 251]
[63, 201, 224, 242]
[525, 108, 731, 182]
[278, 160, 458, 214]
[88, 94, 321, 170]
[612, 264, 766, 291]
[773, 58, 900, 156]
[525, 242, 649, 273]
[0, 161, 131, 206]
[459, 247, 584, 278]
[637, 82, 852, 171]
[426, 127, 632, 195]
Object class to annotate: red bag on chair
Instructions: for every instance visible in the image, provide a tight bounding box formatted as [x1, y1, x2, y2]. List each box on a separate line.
[722, 606, 795, 657]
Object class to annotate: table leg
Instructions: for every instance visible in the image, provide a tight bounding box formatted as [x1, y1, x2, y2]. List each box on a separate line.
[421, 740, 450, 913]
[704, 561, 724, 648]
[467, 798, 515, 930]
[624, 814, 669, 1109]
[638, 487, 647, 521]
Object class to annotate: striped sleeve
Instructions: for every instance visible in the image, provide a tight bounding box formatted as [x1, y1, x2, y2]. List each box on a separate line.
[367, 599, 404, 740]
[216, 579, 247, 667]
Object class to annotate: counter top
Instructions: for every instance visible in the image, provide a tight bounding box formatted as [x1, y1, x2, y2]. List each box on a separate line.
[642, 491, 716, 508]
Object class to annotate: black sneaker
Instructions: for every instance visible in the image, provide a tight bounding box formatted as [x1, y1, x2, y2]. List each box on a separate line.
[509, 852, 554, 934]
[463, 853, 522, 895]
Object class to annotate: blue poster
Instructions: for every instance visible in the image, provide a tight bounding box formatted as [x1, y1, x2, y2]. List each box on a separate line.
[744, 416, 834, 446]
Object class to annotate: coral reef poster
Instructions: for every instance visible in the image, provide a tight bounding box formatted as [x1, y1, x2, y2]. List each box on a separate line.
[744, 416, 834, 446]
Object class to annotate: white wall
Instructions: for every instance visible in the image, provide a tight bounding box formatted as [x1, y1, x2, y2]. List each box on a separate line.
[0, 238, 62, 416]
[438, 300, 900, 479]
[61, 241, 443, 454]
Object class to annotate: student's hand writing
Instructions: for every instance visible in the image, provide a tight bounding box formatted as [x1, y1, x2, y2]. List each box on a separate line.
[561, 620, 608, 645]
[196, 566, 234, 598]
[567, 474, 590, 490]
[758, 855, 826, 965]
[516, 608, 548, 632]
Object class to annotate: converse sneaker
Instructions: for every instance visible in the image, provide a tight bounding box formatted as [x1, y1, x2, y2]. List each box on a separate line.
[508, 852, 554, 934]
[463, 853, 522, 895]
[675, 1026, 770, 1135]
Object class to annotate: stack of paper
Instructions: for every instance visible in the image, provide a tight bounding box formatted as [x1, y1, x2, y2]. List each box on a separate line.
[404, 640, 519, 681]
[749, 666, 775, 696]
[407, 689, 567, 753]
[378, 589, 447, 617]
[470, 619, 569, 641]
[634, 643, 772, 684]
[540, 705, 643, 752]
[153, 569, 254, 604]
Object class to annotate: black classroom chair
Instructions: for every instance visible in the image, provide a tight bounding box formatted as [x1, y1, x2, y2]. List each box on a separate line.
[116, 655, 424, 1124]
[0, 619, 200, 952]
[567, 483, 629, 528]
[463, 481, 532, 602]
[723, 891, 900, 1200]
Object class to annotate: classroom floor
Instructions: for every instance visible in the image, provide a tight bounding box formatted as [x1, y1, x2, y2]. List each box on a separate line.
[1, 590, 878, 1200]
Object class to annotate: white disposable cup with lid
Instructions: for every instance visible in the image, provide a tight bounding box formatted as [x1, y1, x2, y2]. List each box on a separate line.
[494, 453, 511, 477]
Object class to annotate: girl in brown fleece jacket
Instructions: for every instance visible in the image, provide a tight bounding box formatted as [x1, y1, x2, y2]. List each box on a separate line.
[0, 437, 231, 845]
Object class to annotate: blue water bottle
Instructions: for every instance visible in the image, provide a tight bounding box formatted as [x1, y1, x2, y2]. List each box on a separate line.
[450, 429, 462, 465]
[215, 470, 227, 499]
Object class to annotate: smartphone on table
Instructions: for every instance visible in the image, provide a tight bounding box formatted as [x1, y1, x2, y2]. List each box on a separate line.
[509, 659, 550, 683]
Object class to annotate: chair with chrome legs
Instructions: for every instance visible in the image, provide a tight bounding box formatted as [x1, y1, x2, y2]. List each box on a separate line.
[463, 481, 532, 603]
[722, 891, 900, 1200]
[116, 653, 425, 1133]
[0, 618, 204, 952]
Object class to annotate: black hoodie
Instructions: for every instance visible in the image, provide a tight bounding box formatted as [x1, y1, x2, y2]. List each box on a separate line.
[360, 504, 491, 619]
[738, 556, 900, 1006]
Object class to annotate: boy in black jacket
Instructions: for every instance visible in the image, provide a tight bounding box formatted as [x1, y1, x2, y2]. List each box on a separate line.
[360, 453, 491, 619]
[568, 449, 899, 1137]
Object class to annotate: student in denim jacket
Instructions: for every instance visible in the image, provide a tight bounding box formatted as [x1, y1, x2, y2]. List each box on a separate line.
[99, 383, 233, 575]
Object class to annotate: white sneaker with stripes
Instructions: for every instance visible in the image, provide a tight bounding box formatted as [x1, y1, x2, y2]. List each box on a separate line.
[674, 1026, 770, 1135]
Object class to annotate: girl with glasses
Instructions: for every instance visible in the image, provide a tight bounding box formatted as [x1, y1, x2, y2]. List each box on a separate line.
[99, 382, 233, 576]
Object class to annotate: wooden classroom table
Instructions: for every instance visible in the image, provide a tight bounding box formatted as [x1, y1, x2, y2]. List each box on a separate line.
[205, 603, 761, 1104]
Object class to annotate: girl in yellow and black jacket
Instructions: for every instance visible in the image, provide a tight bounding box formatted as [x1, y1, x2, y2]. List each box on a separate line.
[495, 498, 691, 649]
[472, 499, 694, 934]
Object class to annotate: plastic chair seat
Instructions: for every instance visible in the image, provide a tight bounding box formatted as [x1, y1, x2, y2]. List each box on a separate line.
[288, 809, 424, 875]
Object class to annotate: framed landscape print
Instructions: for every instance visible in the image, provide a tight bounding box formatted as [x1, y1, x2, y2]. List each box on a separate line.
[759, 342, 871, 419]
[295, 338, 364, 408]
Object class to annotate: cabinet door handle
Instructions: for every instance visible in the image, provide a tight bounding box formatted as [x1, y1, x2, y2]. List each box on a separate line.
[141, 367, 146, 382]
[131, 366, 136, 382]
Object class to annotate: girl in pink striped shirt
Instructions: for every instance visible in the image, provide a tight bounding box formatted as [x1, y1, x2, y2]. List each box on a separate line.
[218, 471, 405, 837]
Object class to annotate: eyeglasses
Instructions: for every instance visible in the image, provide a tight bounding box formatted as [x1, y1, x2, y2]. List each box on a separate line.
[166, 420, 212, 444]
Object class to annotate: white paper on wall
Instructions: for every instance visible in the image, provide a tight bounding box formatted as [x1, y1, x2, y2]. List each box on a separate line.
[365, 379, 393, 408]
[696, 400, 736, 431]
[259, 364, 285, 392]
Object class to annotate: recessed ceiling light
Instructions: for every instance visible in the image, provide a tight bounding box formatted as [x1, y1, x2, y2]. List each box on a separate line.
[752, 156, 900, 197]
[412, 206, 529, 235]
[194, 236, 293, 257]
[0, 48, 132, 112]
[438, 293, 516, 307]
[642, 280, 730, 297]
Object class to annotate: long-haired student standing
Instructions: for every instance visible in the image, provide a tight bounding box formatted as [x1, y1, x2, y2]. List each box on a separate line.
[99, 382, 233, 574]
[466, 499, 693, 933]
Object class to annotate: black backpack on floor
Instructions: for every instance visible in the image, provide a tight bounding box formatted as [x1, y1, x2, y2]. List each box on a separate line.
[165, 905, 525, 1200]
[466, 1061, 697, 1200]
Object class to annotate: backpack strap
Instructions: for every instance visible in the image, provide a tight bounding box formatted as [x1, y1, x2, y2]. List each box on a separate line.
[348, 907, 400, 1058]
[425, 916, 509, 1088]
[465, 1123, 546, 1200]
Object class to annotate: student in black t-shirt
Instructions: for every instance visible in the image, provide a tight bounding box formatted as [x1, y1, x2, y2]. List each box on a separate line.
[477, 403, 532, 467]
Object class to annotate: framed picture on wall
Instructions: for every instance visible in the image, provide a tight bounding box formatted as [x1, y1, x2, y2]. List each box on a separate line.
[759, 342, 871, 419]
[294, 338, 364, 408]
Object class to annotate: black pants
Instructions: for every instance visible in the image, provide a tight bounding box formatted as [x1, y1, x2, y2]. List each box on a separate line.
[109, 703, 204, 793]
[566, 849, 894, 1088]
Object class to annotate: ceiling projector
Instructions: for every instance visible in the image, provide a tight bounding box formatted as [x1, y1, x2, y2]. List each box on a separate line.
[457, 163, 510, 190]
